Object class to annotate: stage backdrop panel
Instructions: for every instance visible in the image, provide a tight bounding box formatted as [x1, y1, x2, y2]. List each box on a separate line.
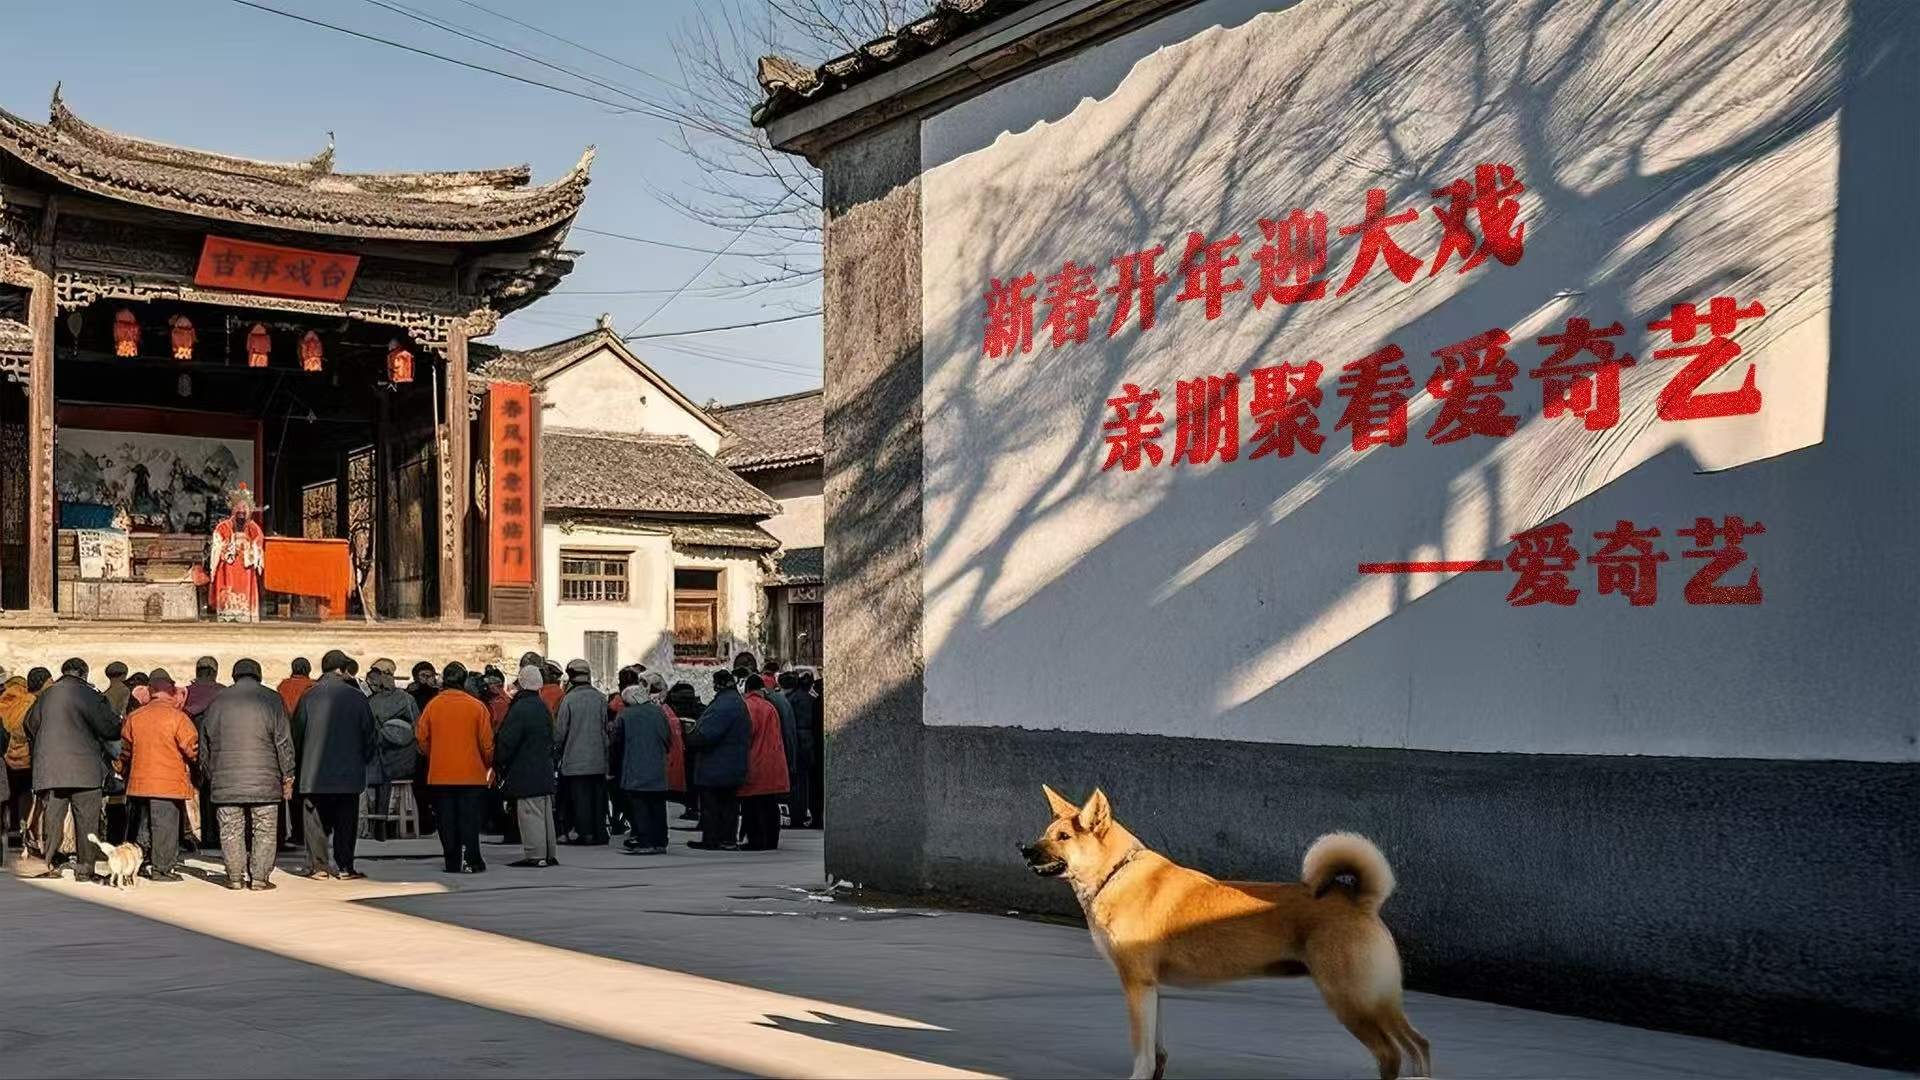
[54, 425, 257, 534]
[916, 0, 1915, 762]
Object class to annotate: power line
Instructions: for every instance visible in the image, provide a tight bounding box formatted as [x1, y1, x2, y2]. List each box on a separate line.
[623, 311, 819, 340]
[225, 0, 674, 122]
[645, 340, 822, 379]
[448, 0, 686, 93]
[359, 0, 668, 114]
[574, 225, 795, 258]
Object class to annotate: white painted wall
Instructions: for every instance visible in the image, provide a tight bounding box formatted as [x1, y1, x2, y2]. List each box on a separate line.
[541, 345, 724, 456]
[919, 0, 1917, 762]
[541, 521, 764, 682]
[757, 472, 824, 551]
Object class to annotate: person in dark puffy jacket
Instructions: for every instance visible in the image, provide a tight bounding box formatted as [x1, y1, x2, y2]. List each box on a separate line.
[682, 669, 750, 851]
[200, 658, 295, 890]
[24, 658, 121, 881]
[613, 679, 674, 854]
[365, 666, 419, 819]
[494, 665, 557, 868]
[291, 650, 376, 879]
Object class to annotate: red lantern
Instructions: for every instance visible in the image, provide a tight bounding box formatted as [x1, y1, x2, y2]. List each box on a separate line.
[169, 315, 196, 360]
[299, 331, 324, 373]
[386, 340, 414, 384]
[113, 309, 139, 357]
[246, 324, 271, 368]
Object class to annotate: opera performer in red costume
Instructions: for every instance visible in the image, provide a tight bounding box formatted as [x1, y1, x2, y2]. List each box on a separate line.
[209, 484, 265, 623]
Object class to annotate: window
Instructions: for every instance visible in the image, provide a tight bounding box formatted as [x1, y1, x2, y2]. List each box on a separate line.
[674, 567, 721, 660]
[584, 631, 618, 687]
[301, 480, 338, 539]
[560, 551, 630, 603]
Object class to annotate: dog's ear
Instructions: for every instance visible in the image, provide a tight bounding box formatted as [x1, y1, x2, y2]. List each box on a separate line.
[1042, 784, 1078, 820]
[1078, 788, 1113, 835]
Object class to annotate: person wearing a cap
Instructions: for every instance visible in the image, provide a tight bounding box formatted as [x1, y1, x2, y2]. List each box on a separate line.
[202, 658, 296, 890]
[118, 670, 198, 882]
[183, 657, 224, 723]
[102, 662, 133, 719]
[406, 662, 441, 716]
[290, 650, 376, 880]
[538, 663, 565, 716]
[364, 663, 419, 829]
[495, 665, 558, 867]
[553, 659, 611, 845]
[415, 661, 494, 873]
[24, 658, 122, 880]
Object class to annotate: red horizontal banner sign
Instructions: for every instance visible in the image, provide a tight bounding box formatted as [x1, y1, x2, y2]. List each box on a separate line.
[194, 235, 361, 302]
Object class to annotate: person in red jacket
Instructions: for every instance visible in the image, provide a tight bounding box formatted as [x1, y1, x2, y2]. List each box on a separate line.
[735, 674, 789, 851]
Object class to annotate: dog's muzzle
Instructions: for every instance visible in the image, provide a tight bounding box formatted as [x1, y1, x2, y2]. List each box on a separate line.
[1019, 842, 1067, 877]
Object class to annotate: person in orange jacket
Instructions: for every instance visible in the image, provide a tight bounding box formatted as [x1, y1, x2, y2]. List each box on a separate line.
[119, 670, 200, 881]
[734, 674, 790, 851]
[415, 661, 494, 874]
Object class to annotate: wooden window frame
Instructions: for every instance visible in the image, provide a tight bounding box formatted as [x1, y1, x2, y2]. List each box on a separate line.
[673, 565, 724, 662]
[558, 549, 631, 604]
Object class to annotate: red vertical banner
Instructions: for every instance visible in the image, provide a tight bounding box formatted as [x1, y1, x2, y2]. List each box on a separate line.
[487, 381, 535, 586]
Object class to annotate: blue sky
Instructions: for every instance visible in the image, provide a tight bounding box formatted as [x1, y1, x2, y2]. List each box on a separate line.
[0, 0, 823, 406]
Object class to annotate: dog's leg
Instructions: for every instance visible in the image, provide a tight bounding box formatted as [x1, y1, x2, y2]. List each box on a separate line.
[1122, 981, 1161, 1080]
[1152, 988, 1167, 1080]
[1384, 1007, 1431, 1078]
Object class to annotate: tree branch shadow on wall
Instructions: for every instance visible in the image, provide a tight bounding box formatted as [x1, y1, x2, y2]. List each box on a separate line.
[825, 0, 1920, 1070]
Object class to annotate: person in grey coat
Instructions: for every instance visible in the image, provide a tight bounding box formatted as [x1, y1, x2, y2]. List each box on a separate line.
[614, 676, 674, 854]
[291, 650, 376, 879]
[201, 658, 295, 890]
[683, 669, 751, 851]
[365, 666, 419, 818]
[552, 659, 610, 845]
[24, 658, 121, 881]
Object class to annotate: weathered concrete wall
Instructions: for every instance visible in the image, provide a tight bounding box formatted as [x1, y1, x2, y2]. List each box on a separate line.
[819, 116, 927, 891]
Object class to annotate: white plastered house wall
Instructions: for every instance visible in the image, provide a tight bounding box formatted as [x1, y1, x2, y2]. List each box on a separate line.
[511, 323, 777, 686]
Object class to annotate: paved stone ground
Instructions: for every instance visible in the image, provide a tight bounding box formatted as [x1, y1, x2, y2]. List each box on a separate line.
[0, 828, 1901, 1079]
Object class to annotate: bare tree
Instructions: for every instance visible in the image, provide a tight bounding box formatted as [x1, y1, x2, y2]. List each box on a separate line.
[661, 0, 920, 293]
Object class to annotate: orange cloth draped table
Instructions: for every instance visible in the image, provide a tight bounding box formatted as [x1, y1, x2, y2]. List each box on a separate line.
[262, 538, 353, 621]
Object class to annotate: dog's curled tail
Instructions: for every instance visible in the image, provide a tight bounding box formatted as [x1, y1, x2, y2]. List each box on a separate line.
[1302, 832, 1395, 911]
[87, 833, 115, 857]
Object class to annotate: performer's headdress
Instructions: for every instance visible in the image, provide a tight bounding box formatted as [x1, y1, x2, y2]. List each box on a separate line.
[227, 483, 256, 512]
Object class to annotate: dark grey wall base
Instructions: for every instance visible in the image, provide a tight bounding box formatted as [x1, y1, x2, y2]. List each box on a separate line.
[829, 724, 1918, 1071]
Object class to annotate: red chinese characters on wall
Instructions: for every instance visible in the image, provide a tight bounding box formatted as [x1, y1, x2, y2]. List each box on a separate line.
[983, 164, 1527, 356]
[1097, 297, 1766, 470]
[195, 236, 361, 303]
[1357, 515, 1766, 607]
[488, 381, 535, 587]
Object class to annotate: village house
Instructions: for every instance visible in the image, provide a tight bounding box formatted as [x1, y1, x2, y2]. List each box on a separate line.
[712, 389, 823, 669]
[477, 319, 785, 684]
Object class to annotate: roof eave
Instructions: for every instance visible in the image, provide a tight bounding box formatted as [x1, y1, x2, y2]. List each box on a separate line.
[757, 0, 1200, 161]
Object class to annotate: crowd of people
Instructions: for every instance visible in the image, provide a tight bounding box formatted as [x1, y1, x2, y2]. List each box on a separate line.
[0, 649, 824, 887]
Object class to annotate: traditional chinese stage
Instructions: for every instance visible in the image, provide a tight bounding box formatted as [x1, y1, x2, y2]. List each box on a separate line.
[0, 90, 579, 632]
